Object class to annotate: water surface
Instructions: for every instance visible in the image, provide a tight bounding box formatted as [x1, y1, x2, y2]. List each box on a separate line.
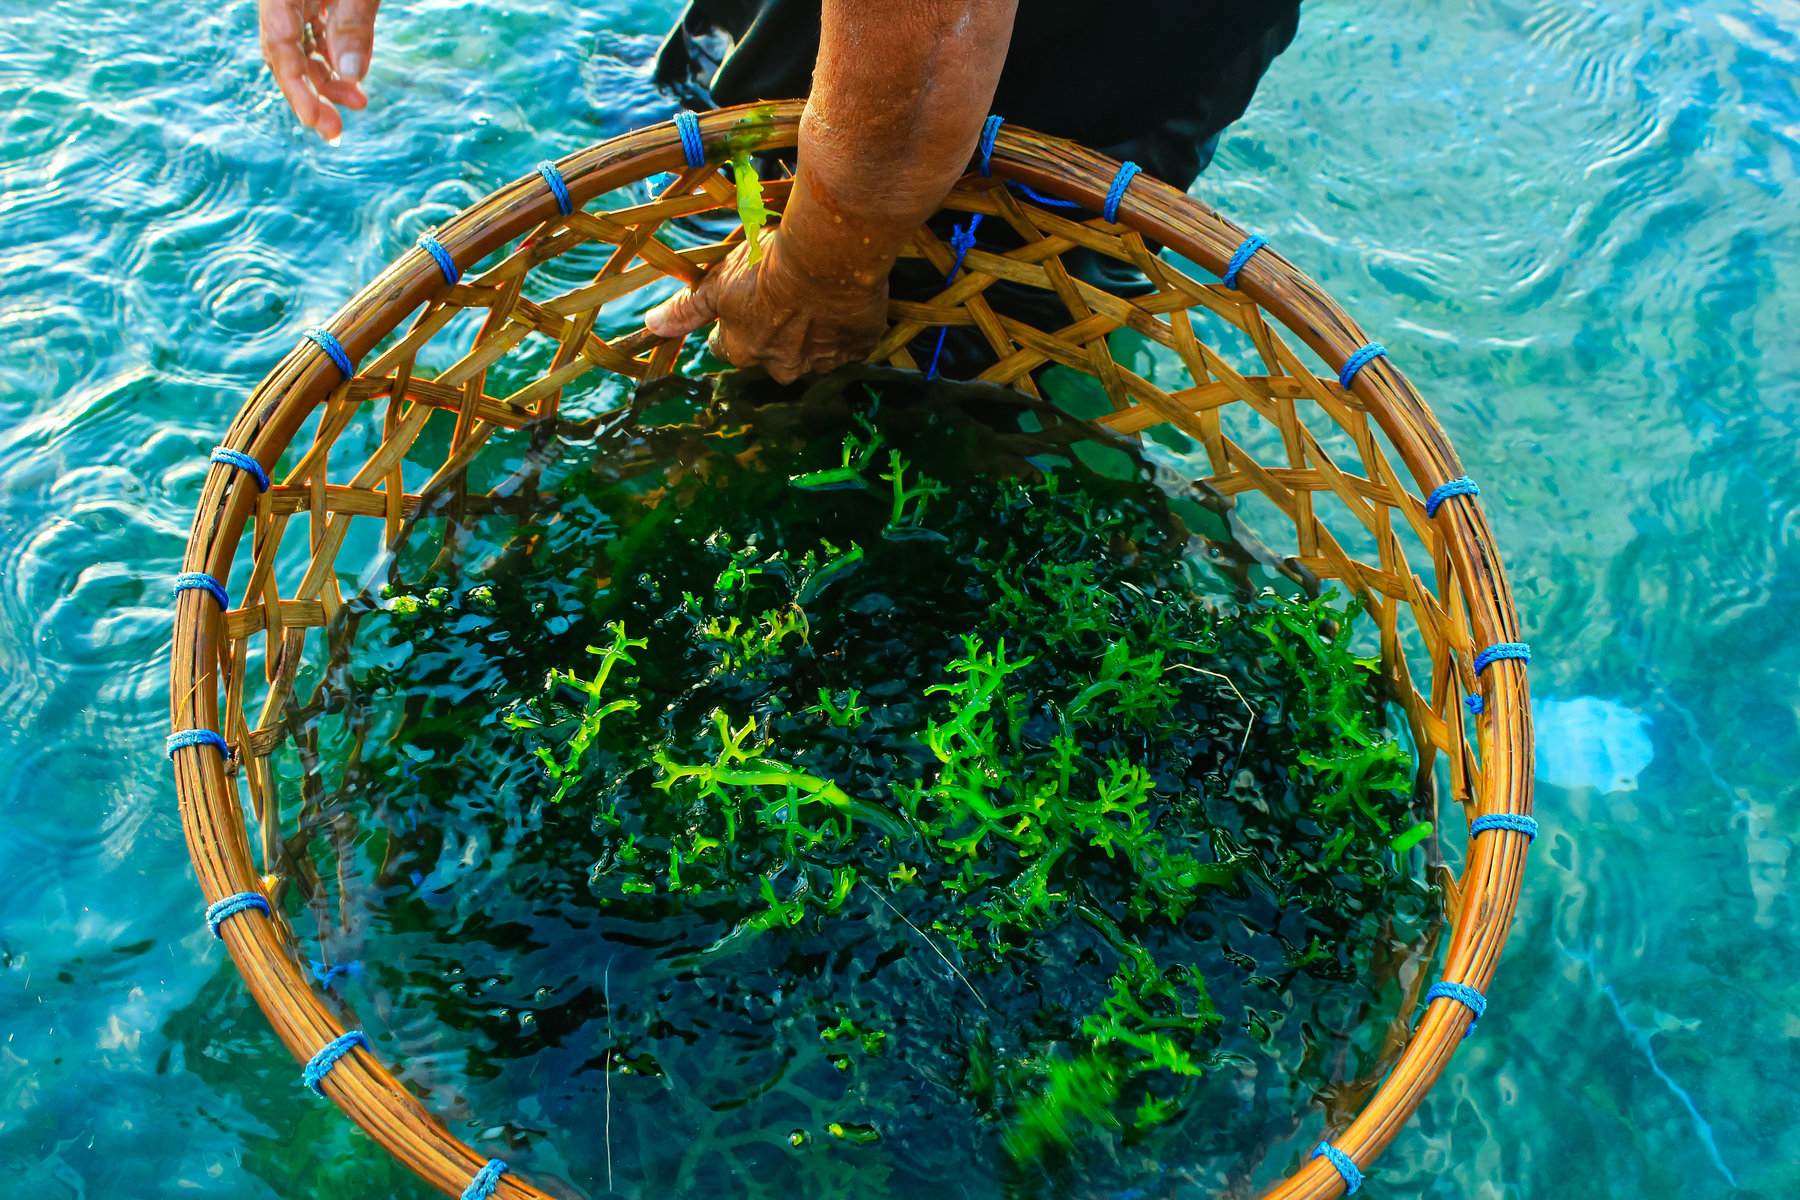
[3, 1, 1798, 1196]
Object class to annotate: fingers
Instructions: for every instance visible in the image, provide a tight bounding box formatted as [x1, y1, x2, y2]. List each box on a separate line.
[703, 319, 805, 383]
[650, 233, 883, 381]
[704, 324, 846, 383]
[646, 283, 720, 339]
[261, 0, 330, 134]
[259, 0, 371, 141]
[305, 54, 366, 111]
[325, 0, 380, 86]
[698, 311, 855, 382]
[705, 325, 733, 363]
[707, 321, 806, 383]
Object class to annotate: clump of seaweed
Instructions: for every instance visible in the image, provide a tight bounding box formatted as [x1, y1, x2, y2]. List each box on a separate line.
[346, 373, 1437, 1198]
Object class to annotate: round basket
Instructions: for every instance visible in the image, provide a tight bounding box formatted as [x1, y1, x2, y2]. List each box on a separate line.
[169, 100, 1533, 1200]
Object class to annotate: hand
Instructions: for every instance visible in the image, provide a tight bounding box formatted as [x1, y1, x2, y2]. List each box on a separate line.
[645, 227, 890, 385]
[258, 0, 381, 142]
[642, 1, 1014, 383]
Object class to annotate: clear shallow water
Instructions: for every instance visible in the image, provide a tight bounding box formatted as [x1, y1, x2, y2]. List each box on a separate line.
[1, 0, 1796, 1196]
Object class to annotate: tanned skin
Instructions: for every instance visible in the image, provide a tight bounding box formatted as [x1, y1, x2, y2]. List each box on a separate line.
[258, 0, 376, 143]
[645, 2, 1018, 380]
[259, 0, 1018, 380]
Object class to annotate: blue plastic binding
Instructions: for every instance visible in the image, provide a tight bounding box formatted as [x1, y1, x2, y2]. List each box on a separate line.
[461, 1160, 510, 1200]
[924, 215, 984, 381]
[166, 729, 229, 758]
[173, 572, 229, 609]
[1425, 475, 1480, 517]
[209, 447, 271, 492]
[1473, 642, 1530, 674]
[311, 959, 364, 991]
[302, 1029, 370, 1096]
[302, 328, 355, 381]
[1311, 1141, 1363, 1193]
[1222, 234, 1267, 290]
[1470, 813, 1539, 842]
[978, 114, 1003, 176]
[674, 109, 705, 167]
[205, 891, 272, 937]
[1338, 342, 1386, 388]
[419, 233, 459, 286]
[1009, 181, 1083, 209]
[1425, 980, 1488, 1037]
[1102, 161, 1141, 223]
[536, 160, 573, 216]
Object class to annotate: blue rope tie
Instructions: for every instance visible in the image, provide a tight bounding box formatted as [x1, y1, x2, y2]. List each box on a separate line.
[166, 728, 229, 758]
[674, 109, 705, 168]
[925, 214, 985, 381]
[1425, 475, 1480, 517]
[461, 1160, 510, 1200]
[302, 328, 355, 381]
[1473, 641, 1530, 674]
[205, 891, 271, 938]
[1102, 161, 1141, 223]
[419, 233, 459, 286]
[947, 221, 982, 268]
[1311, 1141, 1363, 1194]
[173, 571, 230, 609]
[1471, 813, 1539, 842]
[1464, 693, 1485, 715]
[978, 114, 1003, 177]
[302, 1029, 370, 1096]
[1222, 234, 1267, 290]
[1338, 342, 1386, 388]
[1009, 181, 1083, 209]
[311, 959, 365, 991]
[1426, 980, 1488, 1038]
[209, 447, 271, 492]
[536, 160, 573, 216]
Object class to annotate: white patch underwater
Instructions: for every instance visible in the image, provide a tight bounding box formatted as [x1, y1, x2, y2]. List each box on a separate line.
[1531, 695, 1655, 793]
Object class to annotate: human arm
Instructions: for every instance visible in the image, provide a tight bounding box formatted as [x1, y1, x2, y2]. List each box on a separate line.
[257, 0, 381, 143]
[646, 0, 1019, 383]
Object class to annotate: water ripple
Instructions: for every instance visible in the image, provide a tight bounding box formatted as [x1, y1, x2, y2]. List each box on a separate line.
[1, 0, 1799, 1197]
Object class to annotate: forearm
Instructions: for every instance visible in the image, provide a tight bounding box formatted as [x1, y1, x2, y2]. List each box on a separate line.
[779, 0, 1017, 290]
[643, 0, 1016, 378]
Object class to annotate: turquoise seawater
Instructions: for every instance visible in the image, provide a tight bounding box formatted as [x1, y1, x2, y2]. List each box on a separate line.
[2, 0, 1797, 1196]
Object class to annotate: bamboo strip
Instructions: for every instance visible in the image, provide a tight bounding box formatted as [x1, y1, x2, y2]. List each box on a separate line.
[169, 102, 1532, 1200]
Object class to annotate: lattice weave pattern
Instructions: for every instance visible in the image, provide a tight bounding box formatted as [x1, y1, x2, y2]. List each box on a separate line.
[169, 102, 1533, 1200]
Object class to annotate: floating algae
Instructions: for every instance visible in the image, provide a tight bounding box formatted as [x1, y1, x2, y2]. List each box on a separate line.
[325, 371, 1440, 1200]
[728, 150, 775, 262]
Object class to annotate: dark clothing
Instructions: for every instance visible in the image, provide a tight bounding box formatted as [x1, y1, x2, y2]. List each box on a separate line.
[655, 1, 1301, 194]
[653, 2, 1302, 379]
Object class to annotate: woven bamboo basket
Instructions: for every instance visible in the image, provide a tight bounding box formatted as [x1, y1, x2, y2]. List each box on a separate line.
[169, 100, 1533, 1200]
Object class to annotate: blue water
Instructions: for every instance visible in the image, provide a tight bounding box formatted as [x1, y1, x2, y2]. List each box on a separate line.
[2, 0, 1798, 1196]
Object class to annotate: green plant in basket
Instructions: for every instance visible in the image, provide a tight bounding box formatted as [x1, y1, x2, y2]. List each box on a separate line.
[346, 372, 1438, 1198]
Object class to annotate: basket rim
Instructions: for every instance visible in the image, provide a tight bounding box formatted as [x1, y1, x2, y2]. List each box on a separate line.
[168, 99, 1534, 1200]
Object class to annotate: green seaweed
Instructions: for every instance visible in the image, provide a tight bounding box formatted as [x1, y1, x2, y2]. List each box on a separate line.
[729, 150, 775, 263]
[343, 375, 1438, 1195]
[503, 622, 646, 804]
[791, 422, 883, 491]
